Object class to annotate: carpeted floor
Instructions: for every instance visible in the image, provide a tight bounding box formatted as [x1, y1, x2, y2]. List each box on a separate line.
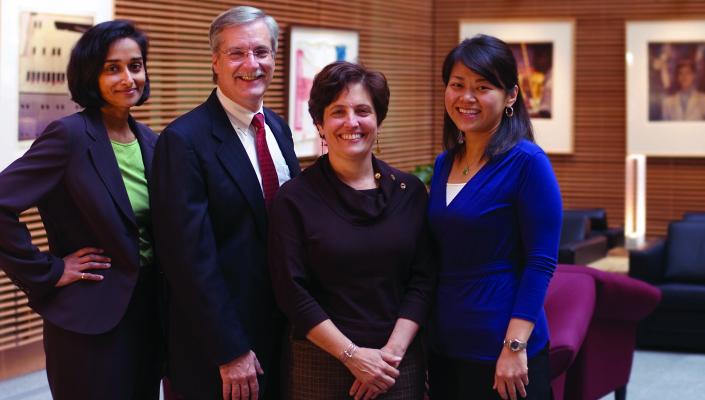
[599, 350, 705, 400]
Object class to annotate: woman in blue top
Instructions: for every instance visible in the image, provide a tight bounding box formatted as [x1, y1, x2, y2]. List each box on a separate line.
[427, 35, 562, 400]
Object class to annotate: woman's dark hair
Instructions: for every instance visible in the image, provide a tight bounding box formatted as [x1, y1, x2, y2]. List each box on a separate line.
[308, 61, 390, 127]
[442, 34, 534, 160]
[67, 20, 150, 109]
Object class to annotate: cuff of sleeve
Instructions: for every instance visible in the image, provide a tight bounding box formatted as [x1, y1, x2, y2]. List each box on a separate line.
[210, 324, 251, 366]
[398, 301, 429, 327]
[294, 310, 329, 339]
[27, 255, 64, 302]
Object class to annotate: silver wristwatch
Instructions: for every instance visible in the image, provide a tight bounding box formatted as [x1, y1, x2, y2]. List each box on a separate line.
[503, 338, 528, 352]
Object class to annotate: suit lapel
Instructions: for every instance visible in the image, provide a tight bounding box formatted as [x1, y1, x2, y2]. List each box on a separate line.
[207, 93, 267, 237]
[84, 110, 137, 229]
[131, 116, 155, 183]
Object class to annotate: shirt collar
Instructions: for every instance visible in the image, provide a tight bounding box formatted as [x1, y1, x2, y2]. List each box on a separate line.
[680, 87, 695, 98]
[216, 87, 265, 129]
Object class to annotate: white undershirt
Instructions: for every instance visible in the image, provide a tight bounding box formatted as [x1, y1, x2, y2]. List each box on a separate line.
[446, 182, 466, 205]
[216, 88, 291, 192]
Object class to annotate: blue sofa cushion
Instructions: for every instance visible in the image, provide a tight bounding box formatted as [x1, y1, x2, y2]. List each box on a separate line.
[664, 221, 705, 283]
[658, 283, 705, 311]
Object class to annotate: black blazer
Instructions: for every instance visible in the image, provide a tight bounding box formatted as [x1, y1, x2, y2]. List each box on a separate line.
[0, 109, 157, 335]
[151, 90, 300, 397]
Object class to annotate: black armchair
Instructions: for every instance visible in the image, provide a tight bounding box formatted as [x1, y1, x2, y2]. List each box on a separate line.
[564, 208, 624, 249]
[559, 213, 608, 265]
[629, 220, 705, 351]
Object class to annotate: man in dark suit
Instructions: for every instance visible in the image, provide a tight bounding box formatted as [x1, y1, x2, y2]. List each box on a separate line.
[151, 6, 300, 400]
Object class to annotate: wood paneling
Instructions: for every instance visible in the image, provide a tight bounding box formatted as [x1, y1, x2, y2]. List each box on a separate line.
[0, 209, 47, 379]
[116, 0, 436, 171]
[434, 0, 705, 236]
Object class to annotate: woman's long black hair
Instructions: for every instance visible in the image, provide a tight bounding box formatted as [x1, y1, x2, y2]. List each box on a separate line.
[441, 34, 534, 161]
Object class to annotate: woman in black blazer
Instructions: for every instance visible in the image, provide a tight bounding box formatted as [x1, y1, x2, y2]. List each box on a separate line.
[0, 20, 162, 399]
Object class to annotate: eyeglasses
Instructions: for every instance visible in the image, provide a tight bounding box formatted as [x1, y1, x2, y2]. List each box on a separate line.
[220, 47, 273, 63]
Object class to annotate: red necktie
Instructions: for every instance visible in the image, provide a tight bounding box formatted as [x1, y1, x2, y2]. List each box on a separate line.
[252, 113, 279, 208]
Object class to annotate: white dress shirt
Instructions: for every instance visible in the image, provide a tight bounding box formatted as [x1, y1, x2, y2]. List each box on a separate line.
[216, 88, 291, 192]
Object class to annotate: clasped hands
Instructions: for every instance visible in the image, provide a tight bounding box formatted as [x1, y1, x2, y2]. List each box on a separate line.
[345, 346, 403, 400]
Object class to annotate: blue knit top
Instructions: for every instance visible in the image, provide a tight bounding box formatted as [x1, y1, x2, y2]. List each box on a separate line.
[428, 139, 562, 362]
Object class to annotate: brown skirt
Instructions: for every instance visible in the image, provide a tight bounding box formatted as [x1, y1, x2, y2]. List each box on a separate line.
[284, 338, 425, 400]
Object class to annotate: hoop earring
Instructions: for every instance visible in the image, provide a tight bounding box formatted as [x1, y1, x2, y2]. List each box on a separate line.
[505, 106, 514, 118]
[457, 130, 465, 144]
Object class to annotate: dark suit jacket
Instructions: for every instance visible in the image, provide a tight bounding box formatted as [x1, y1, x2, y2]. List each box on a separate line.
[151, 90, 300, 398]
[0, 109, 157, 335]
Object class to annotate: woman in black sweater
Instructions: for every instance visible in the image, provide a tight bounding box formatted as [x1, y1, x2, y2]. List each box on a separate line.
[268, 61, 435, 400]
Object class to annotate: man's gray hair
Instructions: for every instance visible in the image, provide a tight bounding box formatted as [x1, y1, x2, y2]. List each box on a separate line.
[209, 6, 279, 54]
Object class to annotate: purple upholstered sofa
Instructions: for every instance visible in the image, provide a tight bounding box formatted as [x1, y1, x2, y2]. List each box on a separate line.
[545, 264, 661, 400]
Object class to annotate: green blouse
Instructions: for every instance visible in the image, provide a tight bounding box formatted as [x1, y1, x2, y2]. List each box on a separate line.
[111, 139, 154, 267]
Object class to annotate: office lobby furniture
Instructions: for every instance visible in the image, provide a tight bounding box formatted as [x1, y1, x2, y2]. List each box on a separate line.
[629, 220, 705, 351]
[545, 265, 595, 400]
[546, 264, 661, 400]
[565, 208, 625, 249]
[559, 213, 609, 265]
[683, 211, 705, 222]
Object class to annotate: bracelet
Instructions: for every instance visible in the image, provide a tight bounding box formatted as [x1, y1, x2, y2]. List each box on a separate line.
[340, 342, 358, 363]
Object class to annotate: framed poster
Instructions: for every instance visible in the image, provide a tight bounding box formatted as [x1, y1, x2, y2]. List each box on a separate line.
[18, 12, 93, 141]
[627, 21, 705, 156]
[0, 0, 111, 170]
[287, 26, 359, 158]
[459, 20, 575, 154]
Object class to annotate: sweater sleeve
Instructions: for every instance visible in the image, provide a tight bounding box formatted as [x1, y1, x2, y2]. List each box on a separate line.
[511, 151, 562, 322]
[268, 188, 330, 337]
[397, 181, 437, 326]
[0, 120, 71, 300]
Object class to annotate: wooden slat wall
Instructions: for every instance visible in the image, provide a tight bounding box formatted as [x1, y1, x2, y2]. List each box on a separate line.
[116, 0, 436, 171]
[434, 0, 705, 236]
[0, 209, 47, 359]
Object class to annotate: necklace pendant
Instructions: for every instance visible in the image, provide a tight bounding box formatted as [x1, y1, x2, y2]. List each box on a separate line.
[462, 166, 470, 175]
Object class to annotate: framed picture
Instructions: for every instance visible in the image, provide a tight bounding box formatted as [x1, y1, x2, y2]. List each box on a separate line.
[627, 21, 705, 157]
[459, 20, 575, 154]
[287, 26, 359, 158]
[18, 12, 93, 141]
[0, 0, 111, 170]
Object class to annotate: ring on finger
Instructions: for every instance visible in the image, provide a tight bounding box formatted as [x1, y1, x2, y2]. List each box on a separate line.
[80, 273, 85, 280]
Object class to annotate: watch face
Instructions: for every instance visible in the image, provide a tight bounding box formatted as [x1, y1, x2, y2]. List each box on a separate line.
[505, 339, 526, 351]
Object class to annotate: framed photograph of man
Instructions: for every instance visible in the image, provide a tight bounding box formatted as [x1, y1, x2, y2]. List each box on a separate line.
[627, 21, 705, 157]
[648, 42, 705, 121]
[287, 26, 359, 158]
[460, 20, 574, 154]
